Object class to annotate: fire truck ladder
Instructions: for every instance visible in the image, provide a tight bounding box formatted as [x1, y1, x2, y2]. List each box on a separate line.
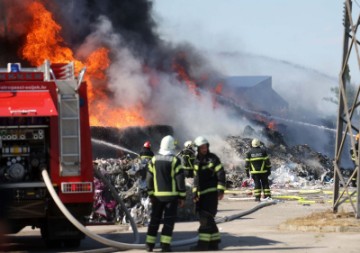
[51, 63, 82, 176]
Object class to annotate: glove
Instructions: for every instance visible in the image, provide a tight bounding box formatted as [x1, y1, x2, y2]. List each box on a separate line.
[218, 190, 224, 200]
[149, 195, 157, 204]
[178, 199, 185, 208]
[193, 193, 199, 203]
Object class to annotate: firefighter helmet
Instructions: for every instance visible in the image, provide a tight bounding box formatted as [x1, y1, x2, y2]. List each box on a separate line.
[144, 141, 151, 148]
[356, 134, 360, 141]
[251, 138, 261, 148]
[160, 135, 175, 152]
[194, 136, 209, 147]
[184, 140, 193, 148]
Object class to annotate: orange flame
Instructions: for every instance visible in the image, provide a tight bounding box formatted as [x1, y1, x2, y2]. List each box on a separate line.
[267, 121, 277, 130]
[20, 1, 148, 127]
[22, 1, 76, 66]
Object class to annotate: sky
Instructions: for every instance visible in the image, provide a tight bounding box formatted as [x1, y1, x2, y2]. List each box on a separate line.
[151, 0, 358, 160]
[152, 1, 360, 118]
[153, 0, 344, 79]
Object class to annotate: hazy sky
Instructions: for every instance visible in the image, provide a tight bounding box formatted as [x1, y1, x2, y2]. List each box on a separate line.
[153, 0, 345, 79]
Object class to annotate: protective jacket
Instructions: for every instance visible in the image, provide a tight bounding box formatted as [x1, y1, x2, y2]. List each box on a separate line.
[245, 147, 271, 175]
[245, 146, 272, 200]
[193, 152, 226, 196]
[146, 154, 186, 201]
[177, 147, 196, 178]
[350, 142, 359, 161]
[140, 147, 155, 160]
[145, 154, 186, 249]
[350, 142, 358, 187]
[192, 152, 226, 249]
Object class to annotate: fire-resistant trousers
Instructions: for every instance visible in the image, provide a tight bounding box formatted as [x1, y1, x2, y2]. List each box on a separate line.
[196, 192, 221, 245]
[146, 198, 178, 245]
[252, 173, 271, 199]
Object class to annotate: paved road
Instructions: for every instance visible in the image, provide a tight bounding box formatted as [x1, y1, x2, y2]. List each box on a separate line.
[3, 197, 360, 252]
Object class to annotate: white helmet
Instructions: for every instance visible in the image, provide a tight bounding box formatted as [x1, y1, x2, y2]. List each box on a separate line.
[184, 140, 193, 148]
[251, 138, 261, 148]
[160, 135, 175, 152]
[194, 136, 209, 147]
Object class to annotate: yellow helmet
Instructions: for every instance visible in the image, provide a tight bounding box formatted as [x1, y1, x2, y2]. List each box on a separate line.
[356, 134, 360, 141]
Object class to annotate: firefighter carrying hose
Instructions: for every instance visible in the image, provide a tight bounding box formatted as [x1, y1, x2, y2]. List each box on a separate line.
[191, 136, 226, 251]
[145, 135, 186, 252]
[245, 138, 272, 201]
[350, 134, 359, 187]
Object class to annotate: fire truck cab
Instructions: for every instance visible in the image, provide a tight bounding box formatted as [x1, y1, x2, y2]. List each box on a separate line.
[0, 61, 94, 247]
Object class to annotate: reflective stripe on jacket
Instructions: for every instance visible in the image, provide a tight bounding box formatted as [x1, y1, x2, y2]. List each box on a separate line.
[192, 152, 226, 196]
[146, 154, 186, 201]
[245, 147, 271, 174]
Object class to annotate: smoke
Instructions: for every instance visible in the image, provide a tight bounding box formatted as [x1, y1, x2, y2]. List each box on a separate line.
[204, 51, 340, 158]
[207, 51, 338, 117]
[54, 1, 248, 146]
[0, 0, 336, 163]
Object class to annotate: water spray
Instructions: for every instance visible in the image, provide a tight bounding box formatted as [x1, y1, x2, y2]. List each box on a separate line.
[91, 138, 139, 156]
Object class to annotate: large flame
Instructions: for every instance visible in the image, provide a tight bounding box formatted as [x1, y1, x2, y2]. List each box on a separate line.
[20, 1, 148, 127]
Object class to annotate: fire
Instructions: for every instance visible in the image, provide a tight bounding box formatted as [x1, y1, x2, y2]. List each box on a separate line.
[22, 1, 76, 66]
[172, 51, 200, 96]
[20, 1, 148, 127]
[268, 121, 277, 130]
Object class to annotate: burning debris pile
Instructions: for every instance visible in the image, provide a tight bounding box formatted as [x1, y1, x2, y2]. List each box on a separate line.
[90, 156, 196, 225]
[224, 134, 334, 189]
[89, 126, 336, 225]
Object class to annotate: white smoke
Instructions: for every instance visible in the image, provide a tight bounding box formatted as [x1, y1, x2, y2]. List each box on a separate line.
[206, 51, 338, 117]
[75, 16, 256, 161]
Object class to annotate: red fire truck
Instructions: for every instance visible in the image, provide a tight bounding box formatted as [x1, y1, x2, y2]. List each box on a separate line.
[0, 61, 94, 247]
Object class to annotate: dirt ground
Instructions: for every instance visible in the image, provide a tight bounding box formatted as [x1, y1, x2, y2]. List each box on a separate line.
[285, 209, 360, 227]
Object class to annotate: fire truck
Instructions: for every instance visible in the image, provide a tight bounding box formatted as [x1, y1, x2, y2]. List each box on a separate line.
[0, 61, 94, 247]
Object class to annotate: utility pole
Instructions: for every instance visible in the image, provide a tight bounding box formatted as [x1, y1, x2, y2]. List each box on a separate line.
[333, 0, 360, 218]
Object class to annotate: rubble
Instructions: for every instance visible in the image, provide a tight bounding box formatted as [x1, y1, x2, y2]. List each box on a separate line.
[223, 135, 334, 189]
[89, 125, 345, 225]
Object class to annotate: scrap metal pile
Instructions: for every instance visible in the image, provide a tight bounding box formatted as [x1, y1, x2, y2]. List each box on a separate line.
[224, 135, 335, 189]
[89, 125, 350, 225]
[89, 156, 196, 225]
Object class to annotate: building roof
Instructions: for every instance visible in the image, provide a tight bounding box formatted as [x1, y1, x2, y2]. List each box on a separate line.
[221, 76, 288, 115]
[225, 76, 272, 88]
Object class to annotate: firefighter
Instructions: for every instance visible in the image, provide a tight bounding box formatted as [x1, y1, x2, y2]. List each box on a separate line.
[177, 140, 196, 178]
[245, 138, 272, 201]
[145, 135, 186, 252]
[138, 141, 155, 180]
[191, 136, 226, 251]
[140, 141, 155, 160]
[349, 134, 359, 187]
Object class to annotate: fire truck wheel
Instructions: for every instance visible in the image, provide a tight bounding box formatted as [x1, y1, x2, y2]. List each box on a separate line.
[44, 239, 62, 249]
[63, 239, 81, 248]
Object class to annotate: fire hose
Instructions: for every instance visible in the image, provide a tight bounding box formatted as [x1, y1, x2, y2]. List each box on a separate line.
[41, 167, 277, 251]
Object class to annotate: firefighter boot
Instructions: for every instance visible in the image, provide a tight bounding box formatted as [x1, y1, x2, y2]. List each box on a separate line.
[351, 179, 357, 187]
[189, 241, 209, 251]
[255, 197, 261, 202]
[161, 243, 172, 252]
[146, 243, 155, 252]
[209, 241, 220, 250]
